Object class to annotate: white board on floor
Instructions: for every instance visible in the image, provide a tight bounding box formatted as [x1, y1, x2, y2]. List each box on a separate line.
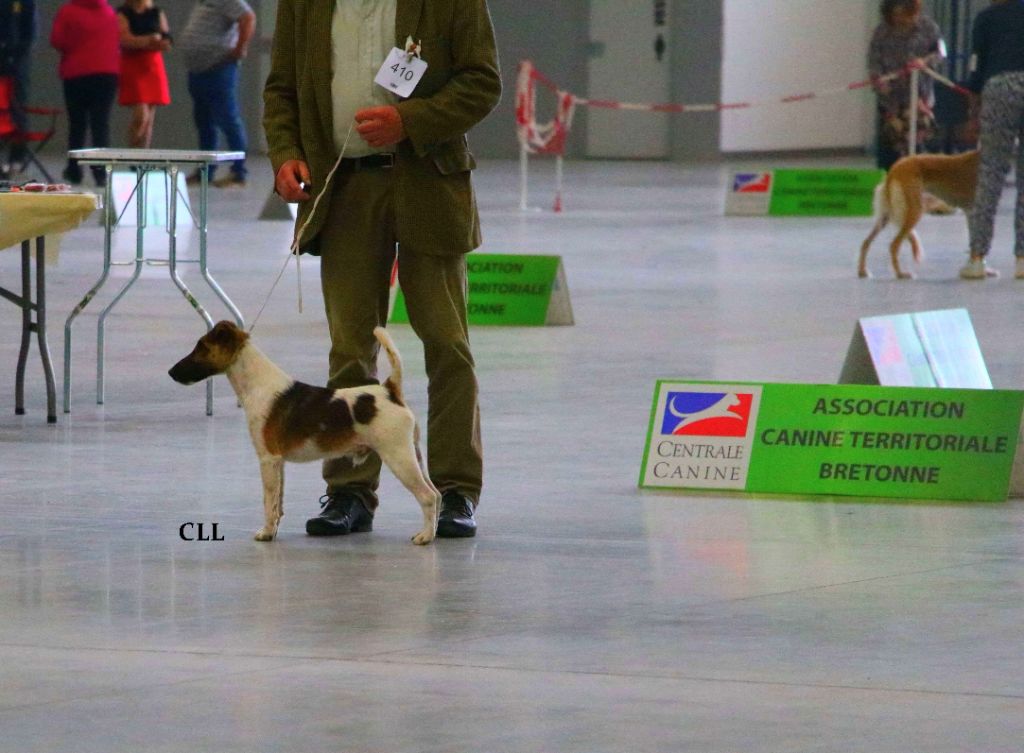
[108, 170, 191, 229]
[839, 309, 991, 389]
[259, 190, 298, 221]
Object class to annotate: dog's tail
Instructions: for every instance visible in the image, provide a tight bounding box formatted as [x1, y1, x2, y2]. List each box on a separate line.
[373, 326, 405, 405]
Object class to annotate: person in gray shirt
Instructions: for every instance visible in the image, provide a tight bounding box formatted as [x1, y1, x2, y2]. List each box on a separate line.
[178, 0, 255, 187]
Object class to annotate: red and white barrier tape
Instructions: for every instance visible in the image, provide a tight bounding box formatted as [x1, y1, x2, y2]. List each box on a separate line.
[516, 61, 578, 156]
[919, 65, 972, 97]
[516, 55, 961, 157]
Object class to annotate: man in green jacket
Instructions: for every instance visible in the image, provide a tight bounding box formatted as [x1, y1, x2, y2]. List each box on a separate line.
[263, 0, 500, 538]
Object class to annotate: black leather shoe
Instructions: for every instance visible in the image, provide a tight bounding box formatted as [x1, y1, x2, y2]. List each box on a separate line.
[306, 492, 373, 536]
[436, 491, 477, 538]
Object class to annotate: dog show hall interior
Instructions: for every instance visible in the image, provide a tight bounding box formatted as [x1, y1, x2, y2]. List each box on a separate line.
[3, 0, 1024, 750]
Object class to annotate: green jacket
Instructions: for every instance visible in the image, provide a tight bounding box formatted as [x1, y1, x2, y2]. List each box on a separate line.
[263, 0, 501, 255]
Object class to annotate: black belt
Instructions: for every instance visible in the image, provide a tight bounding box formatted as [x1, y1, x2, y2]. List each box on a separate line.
[339, 153, 396, 172]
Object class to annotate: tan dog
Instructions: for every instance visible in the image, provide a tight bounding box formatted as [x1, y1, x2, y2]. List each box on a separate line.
[858, 150, 978, 279]
[168, 321, 439, 545]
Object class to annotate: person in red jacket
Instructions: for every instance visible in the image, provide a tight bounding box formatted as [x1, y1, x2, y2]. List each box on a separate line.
[50, 0, 120, 186]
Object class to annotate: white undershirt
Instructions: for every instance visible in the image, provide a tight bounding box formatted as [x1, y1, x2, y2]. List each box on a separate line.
[331, 0, 398, 158]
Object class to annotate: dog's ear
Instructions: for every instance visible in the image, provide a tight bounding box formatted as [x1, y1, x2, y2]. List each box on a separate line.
[208, 320, 249, 350]
[209, 320, 237, 340]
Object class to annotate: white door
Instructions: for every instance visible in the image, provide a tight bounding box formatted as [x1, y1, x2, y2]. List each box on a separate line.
[586, 0, 671, 159]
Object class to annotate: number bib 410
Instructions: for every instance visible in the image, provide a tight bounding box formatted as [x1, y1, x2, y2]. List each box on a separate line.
[374, 48, 428, 99]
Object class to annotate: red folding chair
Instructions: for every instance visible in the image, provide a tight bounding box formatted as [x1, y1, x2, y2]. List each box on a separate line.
[0, 75, 58, 183]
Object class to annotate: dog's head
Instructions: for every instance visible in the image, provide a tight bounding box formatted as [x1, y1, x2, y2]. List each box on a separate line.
[168, 320, 250, 385]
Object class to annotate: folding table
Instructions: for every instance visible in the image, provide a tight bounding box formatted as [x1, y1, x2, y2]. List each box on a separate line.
[63, 149, 245, 416]
[0, 191, 97, 422]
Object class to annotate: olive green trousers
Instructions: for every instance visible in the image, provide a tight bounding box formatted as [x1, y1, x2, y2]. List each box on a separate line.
[318, 166, 482, 510]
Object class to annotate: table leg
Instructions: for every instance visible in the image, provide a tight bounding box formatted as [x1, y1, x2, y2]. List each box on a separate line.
[96, 166, 145, 405]
[196, 168, 245, 414]
[167, 165, 215, 415]
[15, 240, 30, 415]
[12, 238, 56, 422]
[64, 164, 114, 413]
[198, 172, 245, 329]
[35, 237, 57, 423]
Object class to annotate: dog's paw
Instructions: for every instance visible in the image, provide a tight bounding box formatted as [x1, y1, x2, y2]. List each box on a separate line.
[857, 269, 871, 279]
[897, 271, 915, 280]
[411, 529, 435, 546]
[254, 528, 276, 542]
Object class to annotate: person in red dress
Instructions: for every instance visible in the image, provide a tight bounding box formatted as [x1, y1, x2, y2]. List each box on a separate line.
[116, 0, 170, 148]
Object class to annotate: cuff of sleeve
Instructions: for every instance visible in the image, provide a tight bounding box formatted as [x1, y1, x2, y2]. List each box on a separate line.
[394, 100, 432, 158]
[268, 147, 305, 176]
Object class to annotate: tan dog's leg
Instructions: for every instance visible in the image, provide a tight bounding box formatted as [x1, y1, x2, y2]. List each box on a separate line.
[888, 231, 913, 279]
[889, 180, 923, 279]
[377, 440, 439, 545]
[255, 457, 284, 541]
[859, 181, 890, 278]
[858, 216, 887, 278]
[908, 230, 923, 268]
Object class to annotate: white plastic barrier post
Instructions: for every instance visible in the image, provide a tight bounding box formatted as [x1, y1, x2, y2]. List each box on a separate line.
[909, 68, 919, 157]
[519, 141, 529, 211]
[553, 154, 564, 213]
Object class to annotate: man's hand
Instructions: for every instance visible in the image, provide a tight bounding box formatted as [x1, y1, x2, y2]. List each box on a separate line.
[354, 106, 406, 148]
[275, 159, 311, 202]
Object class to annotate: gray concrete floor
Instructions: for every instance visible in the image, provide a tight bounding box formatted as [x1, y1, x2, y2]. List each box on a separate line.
[1, 156, 1023, 752]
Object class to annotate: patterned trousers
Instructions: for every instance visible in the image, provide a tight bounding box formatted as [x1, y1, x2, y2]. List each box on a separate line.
[969, 72, 1024, 258]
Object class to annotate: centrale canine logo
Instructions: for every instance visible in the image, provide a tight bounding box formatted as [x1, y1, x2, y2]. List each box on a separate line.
[661, 392, 754, 437]
[732, 173, 772, 194]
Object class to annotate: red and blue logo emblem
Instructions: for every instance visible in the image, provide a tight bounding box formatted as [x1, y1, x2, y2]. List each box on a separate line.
[661, 392, 754, 437]
[732, 173, 772, 194]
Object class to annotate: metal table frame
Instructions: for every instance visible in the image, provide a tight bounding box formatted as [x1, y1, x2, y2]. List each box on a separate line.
[1, 236, 56, 422]
[62, 149, 245, 416]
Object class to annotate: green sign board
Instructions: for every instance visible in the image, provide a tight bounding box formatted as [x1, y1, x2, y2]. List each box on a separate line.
[769, 168, 883, 217]
[390, 253, 573, 326]
[725, 169, 884, 217]
[640, 381, 1024, 502]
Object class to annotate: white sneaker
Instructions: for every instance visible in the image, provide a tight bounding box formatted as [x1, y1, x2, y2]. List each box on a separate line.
[1016, 257, 1024, 279]
[959, 257, 999, 279]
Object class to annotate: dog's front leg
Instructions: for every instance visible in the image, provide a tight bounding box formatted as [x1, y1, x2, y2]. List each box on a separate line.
[255, 457, 285, 541]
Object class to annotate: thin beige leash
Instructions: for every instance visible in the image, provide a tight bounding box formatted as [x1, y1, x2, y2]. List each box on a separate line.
[249, 120, 356, 334]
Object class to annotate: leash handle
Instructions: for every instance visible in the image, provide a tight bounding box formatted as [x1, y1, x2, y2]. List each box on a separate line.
[250, 121, 356, 333]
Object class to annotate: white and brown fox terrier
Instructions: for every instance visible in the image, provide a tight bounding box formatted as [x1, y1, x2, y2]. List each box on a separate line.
[168, 321, 439, 545]
[858, 150, 978, 279]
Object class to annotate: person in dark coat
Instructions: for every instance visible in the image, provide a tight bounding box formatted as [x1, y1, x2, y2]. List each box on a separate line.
[0, 0, 38, 176]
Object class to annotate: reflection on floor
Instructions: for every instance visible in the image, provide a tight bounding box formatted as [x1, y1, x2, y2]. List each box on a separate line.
[1, 157, 1022, 752]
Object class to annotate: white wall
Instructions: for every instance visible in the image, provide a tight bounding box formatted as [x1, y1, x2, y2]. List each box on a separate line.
[721, 0, 876, 152]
